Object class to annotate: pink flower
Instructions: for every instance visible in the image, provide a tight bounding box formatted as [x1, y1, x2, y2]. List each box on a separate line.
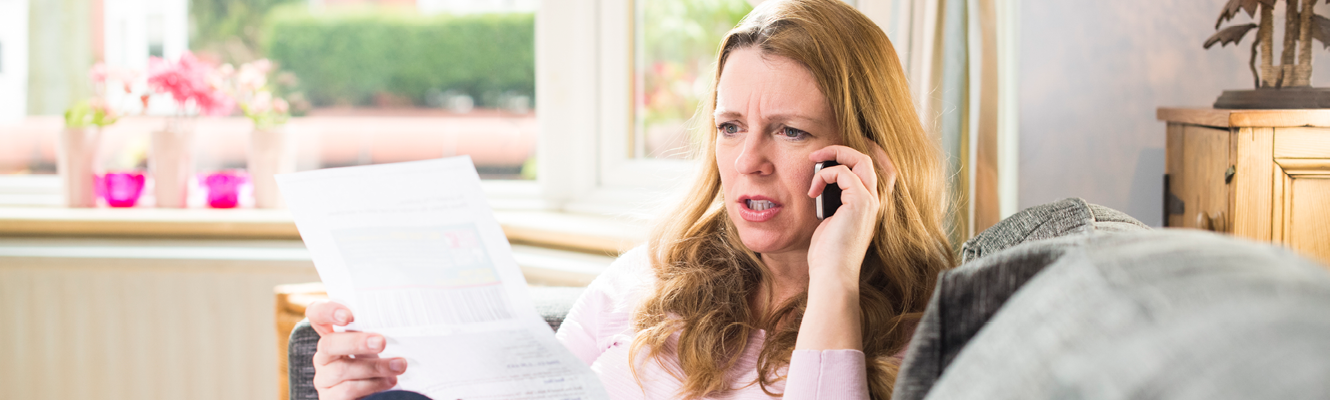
[147, 51, 235, 116]
[236, 63, 267, 93]
[193, 86, 234, 116]
[217, 63, 236, 78]
[250, 91, 273, 113]
[109, 67, 142, 94]
[148, 55, 202, 104]
[273, 98, 289, 115]
[90, 63, 109, 84]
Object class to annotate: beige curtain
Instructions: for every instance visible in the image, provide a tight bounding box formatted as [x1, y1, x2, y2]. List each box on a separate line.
[860, 0, 1018, 245]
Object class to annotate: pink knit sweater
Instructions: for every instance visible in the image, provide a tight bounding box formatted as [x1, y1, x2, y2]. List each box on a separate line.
[554, 247, 871, 399]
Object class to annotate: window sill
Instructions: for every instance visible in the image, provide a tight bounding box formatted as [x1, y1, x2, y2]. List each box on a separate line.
[0, 175, 648, 255]
[0, 206, 647, 256]
[0, 236, 616, 288]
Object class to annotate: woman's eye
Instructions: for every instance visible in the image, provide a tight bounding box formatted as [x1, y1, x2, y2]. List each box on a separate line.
[780, 127, 808, 140]
[718, 123, 740, 136]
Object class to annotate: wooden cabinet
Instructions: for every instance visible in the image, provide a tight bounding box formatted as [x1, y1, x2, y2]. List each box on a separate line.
[1158, 108, 1330, 267]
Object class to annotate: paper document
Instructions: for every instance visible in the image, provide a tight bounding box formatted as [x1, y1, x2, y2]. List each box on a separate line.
[277, 157, 608, 400]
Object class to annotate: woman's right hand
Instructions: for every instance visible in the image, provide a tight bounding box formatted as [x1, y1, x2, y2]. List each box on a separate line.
[307, 300, 408, 400]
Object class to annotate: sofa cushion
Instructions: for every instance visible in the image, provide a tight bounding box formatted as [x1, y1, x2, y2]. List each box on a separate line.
[896, 198, 1151, 399]
[896, 229, 1330, 400]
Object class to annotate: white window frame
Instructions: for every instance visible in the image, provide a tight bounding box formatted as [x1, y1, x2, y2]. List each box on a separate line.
[103, 0, 189, 70]
[535, 0, 695, 219]
[0, 0, 29, 123]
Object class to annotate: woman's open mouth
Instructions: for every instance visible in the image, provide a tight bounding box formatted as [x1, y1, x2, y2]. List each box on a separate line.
[737, 196, 782, 222]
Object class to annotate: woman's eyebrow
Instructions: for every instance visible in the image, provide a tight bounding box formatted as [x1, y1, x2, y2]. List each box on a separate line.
[763, 112, 820, 125]
[713, 108, 823, 126]
[713, 108, 742, 120]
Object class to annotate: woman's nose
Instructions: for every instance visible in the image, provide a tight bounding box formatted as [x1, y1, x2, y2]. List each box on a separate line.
[734, 134, 773, 176]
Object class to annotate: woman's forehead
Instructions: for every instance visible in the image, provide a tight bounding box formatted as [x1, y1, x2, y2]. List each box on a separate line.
[714, 48, 830, 124]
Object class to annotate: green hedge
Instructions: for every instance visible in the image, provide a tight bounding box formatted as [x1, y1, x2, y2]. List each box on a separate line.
[264, 8, 534, 107]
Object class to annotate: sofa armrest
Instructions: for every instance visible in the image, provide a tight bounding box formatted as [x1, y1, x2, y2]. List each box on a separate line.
[288, 320, 320, 400]
[529, 286, 587, 332]
[960, 197, 1148, 263]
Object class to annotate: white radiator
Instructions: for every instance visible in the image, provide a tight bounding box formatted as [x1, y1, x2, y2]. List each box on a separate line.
[0, 239, 320, 400]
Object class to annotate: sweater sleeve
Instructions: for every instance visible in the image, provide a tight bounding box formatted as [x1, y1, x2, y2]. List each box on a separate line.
[555, 246, 651, 366]
[555, 281, 614, 365]
[783, 349, 871, 399]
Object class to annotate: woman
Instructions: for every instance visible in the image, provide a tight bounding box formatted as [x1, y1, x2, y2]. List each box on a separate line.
[307, 0, 954, 398]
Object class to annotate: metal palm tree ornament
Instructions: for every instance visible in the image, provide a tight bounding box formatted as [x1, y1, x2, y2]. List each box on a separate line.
[1205, 0, 1330, 108]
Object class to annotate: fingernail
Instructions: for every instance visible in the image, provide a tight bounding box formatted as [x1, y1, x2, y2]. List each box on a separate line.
[389, 359, 406, 372]
[334, 309, 349, 324]
[368, 336, 384, 350]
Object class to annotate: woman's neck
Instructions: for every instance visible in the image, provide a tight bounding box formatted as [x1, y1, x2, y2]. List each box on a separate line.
[754, 251, 811, 317]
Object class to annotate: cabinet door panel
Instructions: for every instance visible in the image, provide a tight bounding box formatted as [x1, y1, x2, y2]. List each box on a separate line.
[1288, 176, 1330, 267]
[1233, 128, 1276, 239]
[1166, 124, 1231, 230]
[1273, 157, 1330, 268]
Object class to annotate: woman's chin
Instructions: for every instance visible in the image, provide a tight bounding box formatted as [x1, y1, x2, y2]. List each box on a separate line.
[728, 209, 813, 255]
[736, 230, 803, 255]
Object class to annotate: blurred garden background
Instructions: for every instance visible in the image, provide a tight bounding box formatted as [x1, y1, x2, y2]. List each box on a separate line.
[0, 0, 751, 195]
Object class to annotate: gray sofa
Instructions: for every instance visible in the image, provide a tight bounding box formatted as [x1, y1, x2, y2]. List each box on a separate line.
[895, 198, 1330, 399]
[288, 198, 1330, 399]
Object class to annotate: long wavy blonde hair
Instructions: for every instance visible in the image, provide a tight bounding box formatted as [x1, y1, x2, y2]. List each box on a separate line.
[628, 0, 955, 399]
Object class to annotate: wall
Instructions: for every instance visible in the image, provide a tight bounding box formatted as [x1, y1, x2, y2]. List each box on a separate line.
[0, 239, 321, 400]
[1018, 0, 1330, 226]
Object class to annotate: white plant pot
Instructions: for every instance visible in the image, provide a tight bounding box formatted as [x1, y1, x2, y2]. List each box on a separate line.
[249, 126, 295, 208]
[57, 126, 101, 207]
[151, 125, 194, 208]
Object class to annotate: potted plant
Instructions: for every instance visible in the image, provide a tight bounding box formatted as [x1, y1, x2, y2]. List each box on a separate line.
[60, 63, 142, 207]
[1205, 0, 1330, 108]
[145, 51, 234, 208]
[231, 59, 295, 208]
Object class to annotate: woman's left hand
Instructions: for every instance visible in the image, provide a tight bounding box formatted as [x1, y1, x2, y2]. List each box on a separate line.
[805, 144, 897, 286]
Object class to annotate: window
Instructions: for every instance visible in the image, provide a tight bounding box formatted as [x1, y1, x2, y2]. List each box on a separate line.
[537, 0, 755, 216]
[1, 0, 542, 208]
[633, 0, 751, 160]
[535, 0, 933, 218]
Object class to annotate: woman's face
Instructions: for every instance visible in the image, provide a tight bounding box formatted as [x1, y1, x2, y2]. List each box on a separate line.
[715, 47, 842, 255]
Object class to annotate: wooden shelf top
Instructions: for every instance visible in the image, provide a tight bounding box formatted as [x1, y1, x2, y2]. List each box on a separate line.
[0, 207, 300, 239]
[1158, 107, 1330, 128]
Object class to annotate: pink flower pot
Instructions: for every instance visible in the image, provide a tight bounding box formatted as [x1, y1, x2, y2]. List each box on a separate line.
[98, 172, 146, 208]
[203, 171, 247, 209]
